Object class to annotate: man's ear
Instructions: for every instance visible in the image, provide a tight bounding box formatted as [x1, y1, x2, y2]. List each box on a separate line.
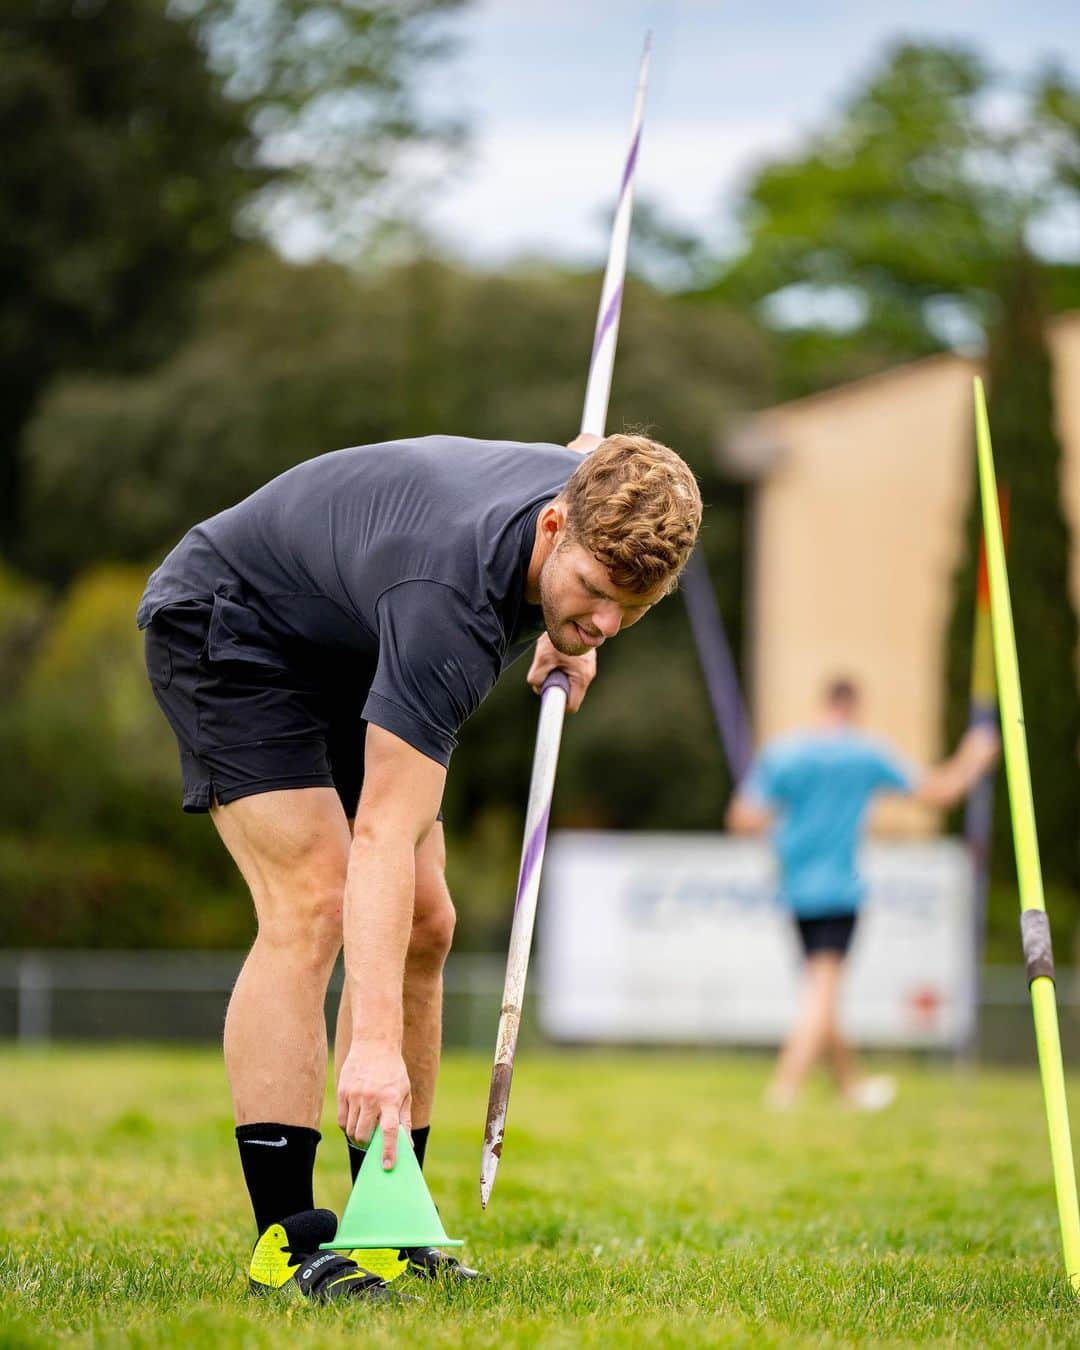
[538, 500, 568, 545]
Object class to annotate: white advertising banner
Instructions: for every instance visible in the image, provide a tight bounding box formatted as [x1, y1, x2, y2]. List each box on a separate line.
[537, 832, 976, 1048]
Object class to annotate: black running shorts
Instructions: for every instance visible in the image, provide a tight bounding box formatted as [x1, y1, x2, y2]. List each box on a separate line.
[794, 911, 858, 958]
[144, 599, 375, 816]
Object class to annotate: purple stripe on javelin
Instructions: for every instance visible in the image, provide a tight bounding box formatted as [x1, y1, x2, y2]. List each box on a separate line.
[620, 127, 641, 196]
[513, 802, 551, 913]
[590, 281, 624, 363]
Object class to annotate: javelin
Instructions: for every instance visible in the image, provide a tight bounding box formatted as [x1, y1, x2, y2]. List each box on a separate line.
[973, 375, 1080, 1291]
[480, 34, 652, 1210]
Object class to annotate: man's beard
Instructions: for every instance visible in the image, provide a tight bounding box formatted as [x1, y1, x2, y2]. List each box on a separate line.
[538, 555, 589, 656]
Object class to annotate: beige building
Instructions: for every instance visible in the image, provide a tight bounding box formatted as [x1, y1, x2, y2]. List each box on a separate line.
[722, 312, 1080, 833]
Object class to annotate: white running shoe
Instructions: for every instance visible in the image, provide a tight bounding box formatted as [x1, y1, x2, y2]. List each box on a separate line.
[847, 1075, 897, 1111]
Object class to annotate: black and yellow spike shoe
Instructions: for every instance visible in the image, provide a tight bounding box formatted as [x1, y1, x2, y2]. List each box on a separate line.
[402, 1246, 481, 1281]
[345, 1248, 410, 1284]
[347, 1246, 480, 1282]
[248, 1209, 407, 1304]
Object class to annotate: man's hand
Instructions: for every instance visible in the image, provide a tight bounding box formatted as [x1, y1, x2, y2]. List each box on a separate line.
[337, 1039, 412, 1169]
[958, 723, 1001, 777]
[526, 633, 596, 712]
[726, 794, 772, 836]
[917, 723, 1002, 809]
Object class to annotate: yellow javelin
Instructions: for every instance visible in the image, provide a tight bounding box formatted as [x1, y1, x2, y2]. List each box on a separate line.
[973, 375, 1080, 1291]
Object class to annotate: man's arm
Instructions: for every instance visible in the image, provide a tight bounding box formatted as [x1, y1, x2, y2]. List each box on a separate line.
[337, 724, 446, 1168]
[724, 748, 774, 835]
[912, 724, 1000, 810]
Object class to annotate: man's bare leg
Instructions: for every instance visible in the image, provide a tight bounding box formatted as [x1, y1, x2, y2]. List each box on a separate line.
[213, 787, 414, 1296]
[824, 1022, 859, 1097]
[214, 787, 351, 1127]
[768, 952, 845, 1106]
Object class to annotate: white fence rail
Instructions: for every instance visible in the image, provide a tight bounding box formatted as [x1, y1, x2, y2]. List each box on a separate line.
[0, 950, 1075, 1062]
[0, 949, 506, 1047]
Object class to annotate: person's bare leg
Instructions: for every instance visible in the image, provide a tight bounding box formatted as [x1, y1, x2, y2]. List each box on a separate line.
[334, 981, 353, 1088]
[333, 817, 358, 1093]
[824, 1021, 859, 1096]
[769, 953, 845, 1105]
[215, 787, 351, 1127]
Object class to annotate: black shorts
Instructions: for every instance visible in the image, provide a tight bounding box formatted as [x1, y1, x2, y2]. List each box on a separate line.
[144, 598, 375, 816]
[795, 911, 858, 958]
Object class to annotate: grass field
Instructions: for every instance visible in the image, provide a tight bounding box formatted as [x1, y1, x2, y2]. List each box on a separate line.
[2, 1047, 1079, 1347]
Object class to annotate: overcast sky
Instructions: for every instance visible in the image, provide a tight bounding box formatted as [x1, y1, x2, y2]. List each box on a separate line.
[418, 0, 1078, 269]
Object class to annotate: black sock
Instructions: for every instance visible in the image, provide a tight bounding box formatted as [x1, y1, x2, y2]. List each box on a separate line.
[236, 1122, 321, 1234]
[345, 1124, 430, 1184]
[346, 1135, 366, 1184]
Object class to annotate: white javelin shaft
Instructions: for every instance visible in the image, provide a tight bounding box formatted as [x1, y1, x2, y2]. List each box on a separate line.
[481, 35, 651, 1209]
[580, 34, 651, 438]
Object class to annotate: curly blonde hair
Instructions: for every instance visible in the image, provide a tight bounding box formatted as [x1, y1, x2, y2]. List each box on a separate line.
[560, 434, 702, 594]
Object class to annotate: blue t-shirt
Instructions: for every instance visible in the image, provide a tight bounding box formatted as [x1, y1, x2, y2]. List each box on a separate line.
[740, 729, 916, 916]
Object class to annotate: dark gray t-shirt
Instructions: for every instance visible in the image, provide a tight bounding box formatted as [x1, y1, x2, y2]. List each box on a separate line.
[137, 436, 580, 766]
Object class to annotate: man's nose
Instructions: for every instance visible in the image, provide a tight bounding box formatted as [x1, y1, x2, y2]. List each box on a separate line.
[592, 603, 622, 639]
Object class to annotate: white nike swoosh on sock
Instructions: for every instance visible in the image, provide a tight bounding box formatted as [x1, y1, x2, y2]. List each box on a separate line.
[243, 1137, 288, 1147]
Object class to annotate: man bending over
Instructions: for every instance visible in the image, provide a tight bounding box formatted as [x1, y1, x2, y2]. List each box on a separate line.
[139, 432, 702, 1302]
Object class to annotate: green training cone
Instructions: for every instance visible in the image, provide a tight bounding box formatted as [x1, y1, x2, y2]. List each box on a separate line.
[320, 1125, 463, 1250]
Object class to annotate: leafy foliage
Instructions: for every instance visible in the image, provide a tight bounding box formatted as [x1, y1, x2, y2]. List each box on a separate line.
[22, 247, 765, 578]
[945, 251, 1080, 900]
[696, 42, 1080, 396]
[0, 0, 469, 557]
[10, 250, 767, 945]
[0, 567, 249, 947]
[185, 0, 468, 254]
[0, 0, 256, 552]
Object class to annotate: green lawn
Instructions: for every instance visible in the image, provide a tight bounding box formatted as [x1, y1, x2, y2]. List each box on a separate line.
[2, 1047, 1078, 1346]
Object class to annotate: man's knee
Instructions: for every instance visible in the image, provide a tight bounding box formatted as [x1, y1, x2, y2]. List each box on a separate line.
[254, 854, 347, 964]
[409, 870, 456, 968]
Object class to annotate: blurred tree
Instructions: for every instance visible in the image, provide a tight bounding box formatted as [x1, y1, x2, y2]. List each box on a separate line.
[17, 248, 767, 944]
[625, 197, 716, 292]
[0, 566, 249, 947]
[695, 42, 1080, 397]
[23, 247, 766, 581]
[1, 0, 469, 562]
[1035, 64, 1080, 194]
[945, 250, 1080, 911]
[0, 565, 48, 697]
[0, 0, 256, 557]
[185, 0, 468, 257]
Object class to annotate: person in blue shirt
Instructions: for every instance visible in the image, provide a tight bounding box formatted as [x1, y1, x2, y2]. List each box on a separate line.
[726, 677, 998, 1110]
